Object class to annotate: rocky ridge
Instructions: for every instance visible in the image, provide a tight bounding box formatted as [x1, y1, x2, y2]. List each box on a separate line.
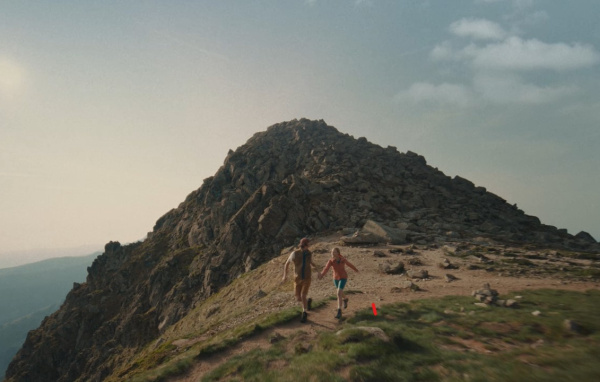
[5, 119, 598, 382]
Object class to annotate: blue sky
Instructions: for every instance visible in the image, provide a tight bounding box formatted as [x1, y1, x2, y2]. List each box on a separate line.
[1, 0, 599, 266]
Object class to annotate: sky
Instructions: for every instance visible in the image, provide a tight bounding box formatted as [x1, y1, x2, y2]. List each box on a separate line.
[1, 0, 599, 268]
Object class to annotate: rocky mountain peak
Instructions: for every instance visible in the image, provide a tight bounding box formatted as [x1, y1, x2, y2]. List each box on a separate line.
[6, 119, 597, 382]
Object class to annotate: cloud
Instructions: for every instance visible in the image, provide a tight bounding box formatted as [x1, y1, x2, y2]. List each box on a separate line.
[0, 57, 27, 100]
[450, 18, 507, 40]
[432, 37, 600, 72]
[464, 37, 600, 71]
[473, 73, 578, 104]
[395, 82, 473, 107]
[430, 42, 455, 61]
[402, 4, 600, 108]
[396, 75, 575, 107]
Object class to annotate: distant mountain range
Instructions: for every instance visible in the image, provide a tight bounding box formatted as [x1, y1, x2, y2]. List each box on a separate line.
[0, 245, 101, 269]
[0, 253, 99, 380]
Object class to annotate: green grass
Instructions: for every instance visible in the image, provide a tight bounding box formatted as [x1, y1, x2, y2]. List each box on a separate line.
[127, 298, 332, 381]
[200, 289, 600, 381]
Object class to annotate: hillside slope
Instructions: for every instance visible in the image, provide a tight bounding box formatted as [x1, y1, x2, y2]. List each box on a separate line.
[5, 119, 598, 382]
[118, 233, 599, 381]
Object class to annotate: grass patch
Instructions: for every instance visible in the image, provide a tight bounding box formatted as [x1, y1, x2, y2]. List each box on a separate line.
[126, 298, 331, 381]
[198, 289, 600, 381]
[202, 347, 288, 382]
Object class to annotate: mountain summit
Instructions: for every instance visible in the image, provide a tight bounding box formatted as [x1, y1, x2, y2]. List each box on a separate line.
[6, 119, 597, 381]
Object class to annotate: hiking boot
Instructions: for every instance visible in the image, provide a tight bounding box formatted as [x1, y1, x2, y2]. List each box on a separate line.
[335, 309, 342, 319]
[307, 298, 312, 311]
[300, 311, 308, 323]
[343, 298, 348, 309]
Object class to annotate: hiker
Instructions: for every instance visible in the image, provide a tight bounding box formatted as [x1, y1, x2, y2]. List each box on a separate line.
[282, 237, 317, 323]
[318, 247, 359, 319]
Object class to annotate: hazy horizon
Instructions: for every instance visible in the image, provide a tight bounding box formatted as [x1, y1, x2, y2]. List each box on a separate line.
[0, 245, 103, 270]
[2, 1, 599, 263]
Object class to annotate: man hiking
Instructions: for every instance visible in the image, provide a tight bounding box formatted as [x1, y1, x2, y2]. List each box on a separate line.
[282, 237, 317, 323]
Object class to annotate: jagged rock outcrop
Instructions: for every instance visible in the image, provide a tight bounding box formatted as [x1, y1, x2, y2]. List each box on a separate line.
[6, 119, 598, 382]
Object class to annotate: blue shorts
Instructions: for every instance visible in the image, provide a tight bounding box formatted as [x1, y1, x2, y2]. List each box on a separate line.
[334, 279, 347, 290]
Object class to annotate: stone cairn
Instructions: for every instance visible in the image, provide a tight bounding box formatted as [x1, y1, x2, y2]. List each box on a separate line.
[472, 283, 517, 307]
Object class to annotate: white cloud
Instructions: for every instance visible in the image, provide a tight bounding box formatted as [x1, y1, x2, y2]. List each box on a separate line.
[395, 82, 473, 107]
[432, 36, 600, 72]
[450, 18, 507, 40]
[407, 6, 599, 108]
[473, 73, 577, 104]
[397, 74, 576, 107]
[430, 41, 456, 61]
[464, 37, 600, 71]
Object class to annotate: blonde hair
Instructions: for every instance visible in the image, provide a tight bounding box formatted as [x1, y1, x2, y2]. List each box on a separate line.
[331, 247, 341, 258]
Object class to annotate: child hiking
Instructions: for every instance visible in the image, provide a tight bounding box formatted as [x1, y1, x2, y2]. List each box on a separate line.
[282, 238, 317, 323]
[318, 247, 359, 319]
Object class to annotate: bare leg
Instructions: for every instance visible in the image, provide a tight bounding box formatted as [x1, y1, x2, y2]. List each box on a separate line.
[301, 291, 308, 311]
[337, 287, 343, 310]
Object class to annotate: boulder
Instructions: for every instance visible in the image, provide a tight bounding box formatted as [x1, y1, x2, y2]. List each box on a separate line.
[373, 250, 387, 258]
[361, 220, 408, 244]
[439, 258, 458, 269]
[379, 261, 405, 275]
[472, 283, 500, 305]
[341, 231, 382, 245]
[575, 231, 597, 243]
[391, 281, 420, 292]
[564, 319, 582, 333]
[406, 269, 428, 279]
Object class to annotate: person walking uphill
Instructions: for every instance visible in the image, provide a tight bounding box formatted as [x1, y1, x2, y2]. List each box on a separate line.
[282, 238, 317, 323]
[318, 247, 359, 319]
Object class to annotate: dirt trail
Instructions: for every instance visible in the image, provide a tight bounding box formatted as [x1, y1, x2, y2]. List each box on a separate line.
[170, 237, 599, 381]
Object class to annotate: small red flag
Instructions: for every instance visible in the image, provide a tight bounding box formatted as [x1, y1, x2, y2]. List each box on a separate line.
[372, 303, 377, 316]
